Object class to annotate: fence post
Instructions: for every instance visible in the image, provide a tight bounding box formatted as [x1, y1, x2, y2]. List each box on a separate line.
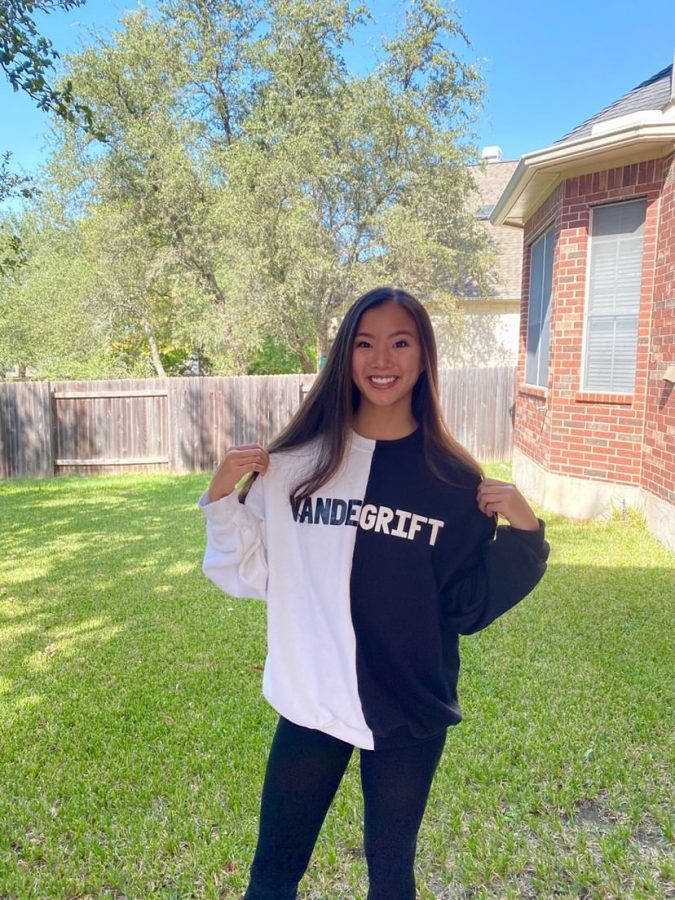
[299, 376, 314, 405]
[47, 382, 58, 476]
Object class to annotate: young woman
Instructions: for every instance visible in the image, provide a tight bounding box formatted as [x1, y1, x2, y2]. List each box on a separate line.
[199, 287, 549, 899]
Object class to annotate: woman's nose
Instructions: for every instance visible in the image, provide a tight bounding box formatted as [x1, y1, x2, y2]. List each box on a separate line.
[372, 344, 392, 367]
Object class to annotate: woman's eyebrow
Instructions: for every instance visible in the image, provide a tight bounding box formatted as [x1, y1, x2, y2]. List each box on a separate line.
[354, 330, 416, 339]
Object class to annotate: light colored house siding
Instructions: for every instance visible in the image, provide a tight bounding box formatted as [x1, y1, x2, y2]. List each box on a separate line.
[444, 159, 522, 368]
[434, 301, 519, 369]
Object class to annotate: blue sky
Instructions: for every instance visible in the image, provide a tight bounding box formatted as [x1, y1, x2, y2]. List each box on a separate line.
[1, 0, 674, 184]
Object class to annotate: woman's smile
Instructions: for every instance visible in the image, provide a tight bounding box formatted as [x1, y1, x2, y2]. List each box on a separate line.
[368, 375, 399, 387]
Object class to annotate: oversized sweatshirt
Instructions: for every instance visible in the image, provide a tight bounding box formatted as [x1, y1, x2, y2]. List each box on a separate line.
[199, 429, 550, 750]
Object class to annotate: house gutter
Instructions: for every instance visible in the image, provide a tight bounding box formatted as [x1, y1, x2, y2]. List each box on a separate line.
[491, 116, 675, 228]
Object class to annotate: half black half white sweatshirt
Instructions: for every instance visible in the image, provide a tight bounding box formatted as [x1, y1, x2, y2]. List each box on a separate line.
[199, 429, 549, 750]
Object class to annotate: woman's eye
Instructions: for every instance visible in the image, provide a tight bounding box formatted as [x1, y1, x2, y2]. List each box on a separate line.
[394, 340, 409, 348]
[355, 340, 371, 349]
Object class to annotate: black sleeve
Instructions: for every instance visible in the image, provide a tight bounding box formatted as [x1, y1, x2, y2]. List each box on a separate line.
[441, 520, 550, 635]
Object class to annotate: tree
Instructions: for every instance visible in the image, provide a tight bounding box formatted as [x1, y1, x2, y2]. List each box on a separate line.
[0, 1, 103, 273]
[0, 1, 98, 129]
[0, 210, 115, 378]
[218, 0, 491, 365]
[0, 151, 34, 206]
[9, 0, 494, 377]
[44, 7, 253, 377]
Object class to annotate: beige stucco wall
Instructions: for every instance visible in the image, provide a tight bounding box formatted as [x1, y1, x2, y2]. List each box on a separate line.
[434, 301, 519, 369]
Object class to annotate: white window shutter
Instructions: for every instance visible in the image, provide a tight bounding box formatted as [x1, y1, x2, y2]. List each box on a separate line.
[584, 200, 645, 392]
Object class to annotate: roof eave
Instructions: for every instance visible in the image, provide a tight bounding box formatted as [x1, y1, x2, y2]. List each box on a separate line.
[491, 121, 675, 228]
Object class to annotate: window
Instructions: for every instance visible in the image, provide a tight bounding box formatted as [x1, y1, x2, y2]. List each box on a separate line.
[583, 199, 646, 393]
[525, 227, 554, 387]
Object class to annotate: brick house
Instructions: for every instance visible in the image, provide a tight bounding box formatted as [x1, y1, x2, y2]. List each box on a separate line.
[492, 65, 675, 551]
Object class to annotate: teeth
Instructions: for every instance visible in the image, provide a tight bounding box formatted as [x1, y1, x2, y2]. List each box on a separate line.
[370, 376, 396, 385]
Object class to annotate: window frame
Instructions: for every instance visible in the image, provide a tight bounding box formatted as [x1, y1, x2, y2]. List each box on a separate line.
[580, 198, 646, 395]
[524, 224, 555, 389]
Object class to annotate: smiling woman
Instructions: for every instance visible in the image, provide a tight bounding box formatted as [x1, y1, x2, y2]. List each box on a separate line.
[351, 301, 425, 438]
[199, 285, 549, 899]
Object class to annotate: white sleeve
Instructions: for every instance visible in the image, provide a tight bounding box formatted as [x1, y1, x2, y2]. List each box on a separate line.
[198, 476, 268, 602]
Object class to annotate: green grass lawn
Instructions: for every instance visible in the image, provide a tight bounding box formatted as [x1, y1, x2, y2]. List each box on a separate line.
[1, 467, 673, 899]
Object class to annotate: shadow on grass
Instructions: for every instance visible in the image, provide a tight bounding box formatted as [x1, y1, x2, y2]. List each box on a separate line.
[0, 474, 673, 898]
[0, 473, 270, 727]
[1, 474, 672, 740]
[1, 473, 277, 895]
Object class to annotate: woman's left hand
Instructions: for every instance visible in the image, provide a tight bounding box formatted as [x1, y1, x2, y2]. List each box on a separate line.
[477, 478, 540, 531]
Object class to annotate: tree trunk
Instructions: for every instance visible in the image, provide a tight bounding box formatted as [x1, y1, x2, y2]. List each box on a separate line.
[141, 317, 166, 377]
[316, 324, 331, 372]
[299, 348, 314, 374]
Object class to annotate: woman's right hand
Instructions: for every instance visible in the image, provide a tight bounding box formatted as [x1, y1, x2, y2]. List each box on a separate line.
[207, 444, 270, 502]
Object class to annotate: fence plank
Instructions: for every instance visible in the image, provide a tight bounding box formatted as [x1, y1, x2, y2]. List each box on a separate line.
[0, 381, 52, 478]
[0, 369, 515, 479]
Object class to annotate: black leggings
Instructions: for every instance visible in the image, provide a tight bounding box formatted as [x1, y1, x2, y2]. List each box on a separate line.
[243, 717, 446, 900]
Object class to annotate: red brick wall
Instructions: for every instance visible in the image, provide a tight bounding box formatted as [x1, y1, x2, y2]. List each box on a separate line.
[516, 157, 668, 489]
[642, 153, 675, 504]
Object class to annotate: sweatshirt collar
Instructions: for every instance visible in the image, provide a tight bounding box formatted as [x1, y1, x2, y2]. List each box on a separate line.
[349, 427, 422, 452]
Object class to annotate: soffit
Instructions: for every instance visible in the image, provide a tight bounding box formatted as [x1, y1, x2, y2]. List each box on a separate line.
[492, 125, 675, 228]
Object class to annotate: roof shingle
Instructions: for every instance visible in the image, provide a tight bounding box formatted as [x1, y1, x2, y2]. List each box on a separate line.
[557, 65, 673, 144]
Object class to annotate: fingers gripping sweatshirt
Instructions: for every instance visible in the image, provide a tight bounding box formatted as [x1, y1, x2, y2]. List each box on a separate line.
[199, 429, 549, 750]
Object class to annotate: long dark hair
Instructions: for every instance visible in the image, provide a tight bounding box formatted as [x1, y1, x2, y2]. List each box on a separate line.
[240, 286, 483, 503]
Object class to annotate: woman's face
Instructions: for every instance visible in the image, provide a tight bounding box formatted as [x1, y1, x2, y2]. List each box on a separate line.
[351, 301, 424, 415]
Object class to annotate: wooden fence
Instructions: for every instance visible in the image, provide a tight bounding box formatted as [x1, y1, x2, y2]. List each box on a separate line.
[0, 368, 515, 480]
